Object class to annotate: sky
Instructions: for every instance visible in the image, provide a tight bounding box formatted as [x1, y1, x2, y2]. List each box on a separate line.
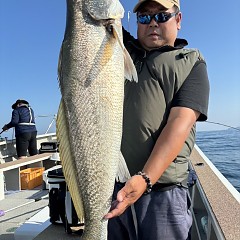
[0, 0, 240, 140]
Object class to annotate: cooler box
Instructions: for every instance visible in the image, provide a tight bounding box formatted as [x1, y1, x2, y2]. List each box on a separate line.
[48, 167, 66, 224]
[47, 167, 82, 232]
[42, 165, 62, 190]
[47, 167, 65, 190]
[39, 141, 59, 154]
[39, 141, 60, 169]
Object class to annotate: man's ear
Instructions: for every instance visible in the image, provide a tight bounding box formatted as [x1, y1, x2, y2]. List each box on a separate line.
[176, 12, 182, 30]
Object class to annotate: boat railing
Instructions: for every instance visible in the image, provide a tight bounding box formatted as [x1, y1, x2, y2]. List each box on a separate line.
[0, 133, 57, 163]
[189, 145, 240, 240]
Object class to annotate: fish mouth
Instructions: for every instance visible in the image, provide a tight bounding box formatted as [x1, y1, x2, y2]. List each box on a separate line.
[102, 19, 115, 26]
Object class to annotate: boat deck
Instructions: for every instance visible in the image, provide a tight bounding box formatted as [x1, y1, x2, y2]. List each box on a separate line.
[0, 188, 81, 240]
[190, 146, 240, 240]
[0, 188, 48, 240]
[34, 225, 82, 240]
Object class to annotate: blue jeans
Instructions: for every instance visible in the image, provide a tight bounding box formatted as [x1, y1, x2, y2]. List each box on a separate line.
[108, 182, 192, 240]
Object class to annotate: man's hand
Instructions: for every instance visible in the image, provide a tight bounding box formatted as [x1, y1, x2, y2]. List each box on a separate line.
[2, 125, 8, 131]
[104, 175, 147, 219]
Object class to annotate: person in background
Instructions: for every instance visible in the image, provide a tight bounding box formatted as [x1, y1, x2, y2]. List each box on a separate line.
[105, 0, 210, 239]
[2, 99, 38, 159]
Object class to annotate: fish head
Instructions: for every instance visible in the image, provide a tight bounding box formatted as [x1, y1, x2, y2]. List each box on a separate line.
[84, 0, 124, 21]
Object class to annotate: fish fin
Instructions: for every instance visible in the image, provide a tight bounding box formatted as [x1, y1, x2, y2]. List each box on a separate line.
[116, 152, 131, 182]
[56, 99, 85, 222]
[111, 25, 138, 82]
[123, 48, 138, 82]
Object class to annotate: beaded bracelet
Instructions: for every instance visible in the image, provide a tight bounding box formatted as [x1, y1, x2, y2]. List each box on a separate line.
[136, 171, 152, 194]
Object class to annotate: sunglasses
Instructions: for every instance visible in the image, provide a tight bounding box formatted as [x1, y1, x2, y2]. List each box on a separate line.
[137, 11, 178, 24]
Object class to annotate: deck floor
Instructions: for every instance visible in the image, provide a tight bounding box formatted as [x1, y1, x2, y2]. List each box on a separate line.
[0, 188, 83, 240]
[33, 225, 83, 240]
[0, 188, 48, 240]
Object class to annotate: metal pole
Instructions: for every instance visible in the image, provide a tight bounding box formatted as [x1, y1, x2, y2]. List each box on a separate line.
[45, 114, 57, 134]
[127, 11, 131, 31]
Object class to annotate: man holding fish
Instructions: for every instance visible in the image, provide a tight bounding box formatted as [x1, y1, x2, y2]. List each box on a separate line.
[105, 0, 210, 239]
[57, 0, 209, 239]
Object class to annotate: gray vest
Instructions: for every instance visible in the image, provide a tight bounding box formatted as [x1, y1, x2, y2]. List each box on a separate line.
[122, 48, 204, 185]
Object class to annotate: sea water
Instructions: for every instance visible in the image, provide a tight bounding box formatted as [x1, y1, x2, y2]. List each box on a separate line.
[196, 128, 240, 192]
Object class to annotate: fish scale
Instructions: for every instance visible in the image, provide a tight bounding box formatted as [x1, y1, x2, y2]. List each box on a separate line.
[56, 0, 136, 239]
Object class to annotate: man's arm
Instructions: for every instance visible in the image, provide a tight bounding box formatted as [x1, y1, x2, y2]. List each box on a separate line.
[104, 106, 199, 219]
[5, 110, 19, 129]
[143, 106, 199, 184]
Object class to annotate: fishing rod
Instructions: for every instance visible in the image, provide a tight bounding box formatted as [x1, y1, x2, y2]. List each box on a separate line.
[204, 120, 240, 131]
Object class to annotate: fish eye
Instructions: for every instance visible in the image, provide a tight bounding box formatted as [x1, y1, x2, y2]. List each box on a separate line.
[106, 24, 113, 34]
[103, 19, 115, 34]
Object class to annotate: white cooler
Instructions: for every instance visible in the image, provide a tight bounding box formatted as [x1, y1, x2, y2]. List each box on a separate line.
[42, 165, 62, 190]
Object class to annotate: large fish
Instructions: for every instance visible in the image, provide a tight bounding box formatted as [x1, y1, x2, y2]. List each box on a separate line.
[56, 0, 137, 239]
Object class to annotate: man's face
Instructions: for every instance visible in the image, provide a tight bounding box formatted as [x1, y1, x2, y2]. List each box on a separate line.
[137, 1, 181, 50]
